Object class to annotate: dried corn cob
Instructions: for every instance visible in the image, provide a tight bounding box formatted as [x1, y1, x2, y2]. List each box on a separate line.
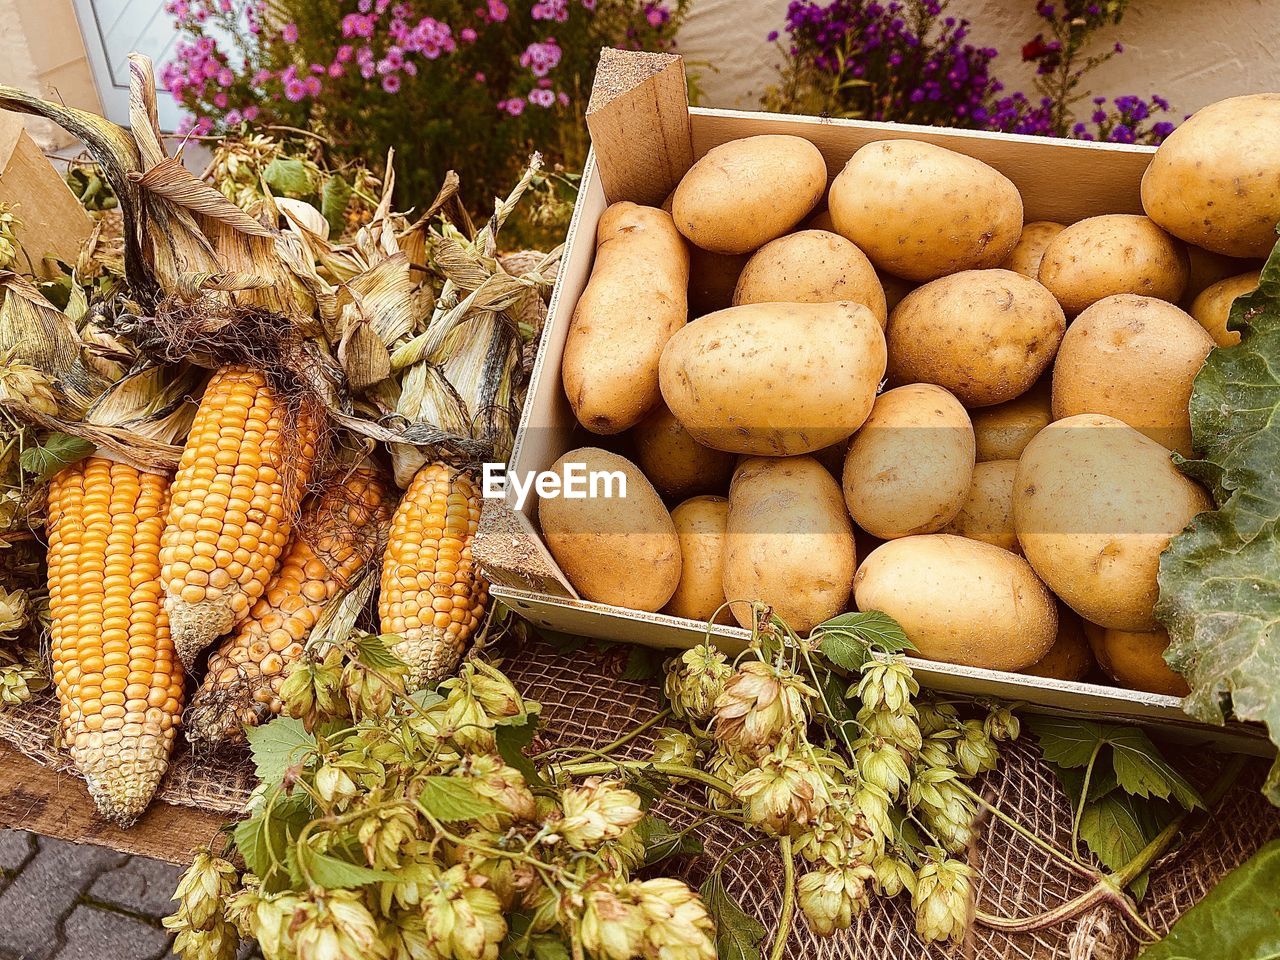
[160, 365, 320, 667]
[187, 467, 392, 744]
[47, 457, 184, 824]
[379, 463, 487, 687]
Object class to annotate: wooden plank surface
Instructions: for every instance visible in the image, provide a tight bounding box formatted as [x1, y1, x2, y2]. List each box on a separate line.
[0, 743, 228, 865]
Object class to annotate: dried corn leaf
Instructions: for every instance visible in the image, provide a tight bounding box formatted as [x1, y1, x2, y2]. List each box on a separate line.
[343, 254, 417, 346]
[338, 316, 391, 391]
[132, 157, 274, 238]
[0, 273, 107, 414]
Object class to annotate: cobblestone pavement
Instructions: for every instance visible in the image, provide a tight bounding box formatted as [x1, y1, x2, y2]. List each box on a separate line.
[0, 830, 261, 960]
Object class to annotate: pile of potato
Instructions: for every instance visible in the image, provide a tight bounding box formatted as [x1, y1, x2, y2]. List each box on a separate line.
[541, 93, 1280, 697]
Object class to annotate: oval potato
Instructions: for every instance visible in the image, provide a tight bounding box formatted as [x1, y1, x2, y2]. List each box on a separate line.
[1141, 94, 1280, 258]
[672, 135, 827, 255]
[1013, 414, 1212, 631]
[1051, 295, 1215, 456]
[1022, 604, 1093, 682]
[1183, 245, 1260, 305]
[662, 496, 733, 624]
[842, 384, 975, 540]
[971, 379, 1052, 462]
[633, 403, 736, 500]
[538, 448, 681, 611]
[878, 270, 916, 313]
[888, 269, 1066, 407]
[829, 139, 1023, 282]
[688, 246, 750, 318]
[1084, 622, 1189, 697]
[853, 535, 1057, 671]
[733, 230, 888, 328]
[724, 456, 855, 633]
[1190, 270, 1261, 347]
[660, 300, 887, 456]
[561, 202, 688, 434]
[1037, 214, 1189, 316]
[999, 221, 1066, 278]
[942, 459, 1019, 554]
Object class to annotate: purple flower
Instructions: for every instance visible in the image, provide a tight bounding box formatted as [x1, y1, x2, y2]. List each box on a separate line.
[487, 0, 508, 21]
[281, 21, 298, 41]
[529, 87, 555, 107]
[767, 30, 779, 41]
[520, 38, 562, 77]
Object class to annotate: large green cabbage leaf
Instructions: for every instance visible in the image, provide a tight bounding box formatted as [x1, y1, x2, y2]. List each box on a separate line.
[1157, 237, 1280, 803]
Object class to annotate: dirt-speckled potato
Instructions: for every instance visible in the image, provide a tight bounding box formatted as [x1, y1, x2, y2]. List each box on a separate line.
[804, 208, 836, 232]
[853, 535, 1057, 671]
[887, 269, 1066, 407]
[1183, 245, 1261, 306]
[733, 230, 888, 328]
[1084, 622, 1189, 697]
[561, 202, 688, 434]
[688, 246, 750, 318]
[877, 270, 916, 313]
[1021, 604, 1092, 682]
[1037, 215, 1189, 315]
[672, 135, 827, 255]
[1142, 94, 1280, 259]
[842, 384, 975, 540]
[828, 139, 1023, 282]
[999, 221, 1066, 278]
[1014, 414, 1212, 632]
[660, 300, 887, 456]
[1190, 270, 1261, 347]
[1052, 295, 1215, 456]
[971, 378, 1052, 462]
[724, 456, 855, 632]
[942, 459, 1019, 554]
[662, 496, 733, 624]
[538, 448, 680, 611]
[632, 403, 736, 500]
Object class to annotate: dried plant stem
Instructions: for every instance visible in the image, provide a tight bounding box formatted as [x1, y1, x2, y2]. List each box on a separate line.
[534, 708, 672, 761]
[957, 783, 1094, 879]
[769, 836, 796, 960]
[553, 760, 734, 797]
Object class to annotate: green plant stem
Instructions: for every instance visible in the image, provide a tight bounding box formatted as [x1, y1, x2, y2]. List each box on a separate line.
[768, 837, 796, 960]
[552, 760, 735, 796]
[1073, 740, 1105, 859]
[533, 709, 672, 761]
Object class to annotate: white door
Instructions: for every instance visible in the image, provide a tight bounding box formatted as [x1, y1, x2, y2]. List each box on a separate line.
[71, 0, 186, 129]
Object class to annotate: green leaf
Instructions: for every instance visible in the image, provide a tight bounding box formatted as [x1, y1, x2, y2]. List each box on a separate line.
[699, 872, 766, 960]
[634, 815, 702, 864]
[1140, 840, 1280, 960]
[352, 634, 408, 672]
[1075, 790, 1179, 876]
[1028, 716, 1106, 769]
[529, 938, 572, 960]
[814, 668, 858, 729]
[815, 627, 871, 672]
[494, 711, 544, 787]
[245, 717, 316, 788]
[19, 433, 93, 481]
[813, 611, 913, 672]
[416, 776, 504, 821]
[320, 174, 353, 237]
[1158, 237, 1280, 802]
[233, 791, 313, 894]
[622, 645, 662, 681]
[264, 157, 315, 198]
[290, 844, 394, 889]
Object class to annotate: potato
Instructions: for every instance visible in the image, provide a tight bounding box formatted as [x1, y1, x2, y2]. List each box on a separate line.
[660, 300, 886, 456]
[1051, 295, 1215, 456]
[842, 384, 975, 540]
[1021, 605, 1093, 682]
[828, 139, 1023, 282]
[1141, 94, 1280, 259]
[887, 269, 1066, 407]
[688, 246, 750, 318]
[538, 448, 681, 611]
[999, 221, 1066, 278]
[878, 270, 916, 313]
[1084, 623, 1189, 697]
[1190, 270, 1261, 347]
[1014, 414, 1212, 631]
[853, 535, 1057, 671]
[1183, 245, 1260, 305]
[672, 135, 827, 255]
[561, 203, 688, 434]
[632, 403, 736, 500]
[804, 208, 836, 232]
[662, 496, 733, 624]
[942, 459, 1019, 554]
[971, 378, 1052, 462]
[1037, 214, 1189, 316]
[724, 456, 855, 632]
[733, 230, 888, 328]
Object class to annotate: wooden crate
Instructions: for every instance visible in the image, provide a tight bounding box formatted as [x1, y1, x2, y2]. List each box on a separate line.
[477, 48, 1270, 757]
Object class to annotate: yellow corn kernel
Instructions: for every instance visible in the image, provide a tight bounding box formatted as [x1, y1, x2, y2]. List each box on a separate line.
[380, 463, 487, 687]
[160, 365, 319, 667]
[187, 468, 392, 744]
[47, 457, 184, 825]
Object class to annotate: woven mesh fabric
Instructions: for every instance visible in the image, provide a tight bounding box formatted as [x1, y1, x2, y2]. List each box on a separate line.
[3, 636, 1277, 958]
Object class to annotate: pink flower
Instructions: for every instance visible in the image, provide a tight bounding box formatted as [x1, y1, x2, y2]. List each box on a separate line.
[216, 68, 234, 86]
[252, 68, 273, 85]
[360, 62, 376, 79]
[243, 105, 259, 120]
[520, 38, 562, 77]
[281, 21, 298, 41]
[303, 75, 321, 95]
[218, 0, 232, 11]
[382, 74, 401, 93]
[336, 44, 354, 61]
[402, 60, 417, 76]
[310, 62, 326, 74]
[532, 0, 568, 21]
[460, 27, 477, 41]
[488, 0, 507, 21]
[474, 71, 486, 82]
[328, 62, 345, 77]
[557, 90, 570, 105]
[213, 92, 229, 108]
[225, 108, 242, 124]
[581, 0, 595, 7]
[528, 87, 555, 107]
[284, 78, 307, 100]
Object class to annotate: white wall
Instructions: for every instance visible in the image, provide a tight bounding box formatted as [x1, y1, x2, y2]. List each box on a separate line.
[678, 0, 1280, 118]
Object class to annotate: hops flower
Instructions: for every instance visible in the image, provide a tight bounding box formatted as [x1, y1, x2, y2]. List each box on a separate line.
[634, 878, 716, 960]
[873, 853, 917, 898]
[0, 587, 27, 639]
[342, 655, 404, 721]
[0, 204, 20, 270]
[797, 862, 875, 936]
[292, 890, 386, 960]
[650, 727, 699, 766]
[225, 885, 306, 958]
[705, 748, 753, 812]
[355, 803, 419, 870]
[908, 768, 977, 854]
[917, 700, 961, 737]
[315, 763, 359, 807]
[578, 880, 647, 960]
[0, 358, 57, 416]
[954, 720, 999, 777]
[0, 664, 47, 706]
[855, 737, 912, 799]
[912, 856, 974, 944]
[713, 661, 816, 751]
[281, 649, 346, 731]
[167, 847, 239, 931]
[557, 778, 643, 850]
[856, 656, 918, 713]
[422, 864, 507, 960]
[458, 753, 536, 822]
[793, 787, 873, 867]
[733, 748, 826, 835]
[664, 645, 731, 723]
[857, 704, 922, 753]
[984, 704, 1021, 742]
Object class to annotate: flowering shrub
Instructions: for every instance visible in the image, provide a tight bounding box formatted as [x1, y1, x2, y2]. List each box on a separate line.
[765, 0, 1177, 144]
[163, 0, 687, 211]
